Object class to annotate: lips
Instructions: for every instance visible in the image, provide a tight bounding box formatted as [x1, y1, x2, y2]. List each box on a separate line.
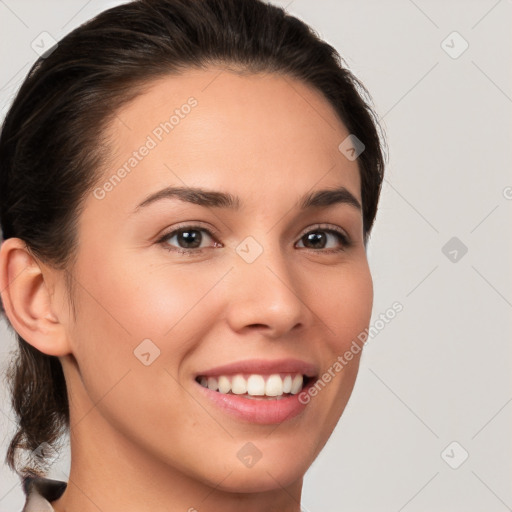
[195, 358, 317, 379]
[194, 359, 318, 424]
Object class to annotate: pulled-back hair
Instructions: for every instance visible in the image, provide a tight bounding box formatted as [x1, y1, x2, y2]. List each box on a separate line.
[0, 0, 385, 477]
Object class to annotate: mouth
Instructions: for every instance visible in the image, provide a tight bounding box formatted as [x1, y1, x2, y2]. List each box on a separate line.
[193, 359, 318, 424]
[195, 373, 314, 400]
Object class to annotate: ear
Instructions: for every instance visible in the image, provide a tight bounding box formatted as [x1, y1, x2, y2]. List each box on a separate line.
[0, 238, 72, 356]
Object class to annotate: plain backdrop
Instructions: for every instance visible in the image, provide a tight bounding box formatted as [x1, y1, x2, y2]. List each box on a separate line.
[1, 1, 511, 511]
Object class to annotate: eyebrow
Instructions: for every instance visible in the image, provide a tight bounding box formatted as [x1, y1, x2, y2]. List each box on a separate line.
[133, 185, 361, 213]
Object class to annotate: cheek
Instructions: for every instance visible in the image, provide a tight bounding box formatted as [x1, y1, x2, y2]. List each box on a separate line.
[319, 259, 374, 352]
[312, 259, 373, 405]
[67, 251, 237, 435]
[74, 247, 231, 348]
[66, 256, 224, 463]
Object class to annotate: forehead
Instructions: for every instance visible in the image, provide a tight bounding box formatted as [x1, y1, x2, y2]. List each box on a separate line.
[94, 68, 361, 213]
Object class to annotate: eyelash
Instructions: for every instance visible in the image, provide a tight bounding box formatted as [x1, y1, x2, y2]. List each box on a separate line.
[156, 222, 351, 255]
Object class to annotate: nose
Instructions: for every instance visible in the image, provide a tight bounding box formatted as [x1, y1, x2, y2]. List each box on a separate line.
[223, 243, 314, 339]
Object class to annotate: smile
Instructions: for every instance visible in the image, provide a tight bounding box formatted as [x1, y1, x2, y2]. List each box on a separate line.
[194, 359, 318, 424]
[196, 373, 309, 398]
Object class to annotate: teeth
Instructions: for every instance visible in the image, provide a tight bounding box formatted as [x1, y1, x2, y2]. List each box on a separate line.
[218, 376, 231, 394]
[231, 374, 247, 395]
[198, 373, 305, 397]
[283, 375, 292, 393]
[265, 374, 283, 396]
[291, 374, 303, 394]
[207, 377, 218, 391]
[247, 375, 265, 396]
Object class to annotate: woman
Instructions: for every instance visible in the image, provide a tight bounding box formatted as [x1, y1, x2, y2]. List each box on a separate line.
[0, 0, 385, 510]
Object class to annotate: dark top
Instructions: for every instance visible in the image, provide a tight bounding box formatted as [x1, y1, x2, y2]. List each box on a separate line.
[21, 476, 67, 512]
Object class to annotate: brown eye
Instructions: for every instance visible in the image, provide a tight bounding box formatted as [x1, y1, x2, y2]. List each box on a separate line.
[296, 228, 350, 251]
[171, 229, 204, 249]
[158, 225, 219, 253]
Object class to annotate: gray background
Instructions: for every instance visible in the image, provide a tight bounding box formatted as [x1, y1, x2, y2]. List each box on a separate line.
[1, 1, 511, 510]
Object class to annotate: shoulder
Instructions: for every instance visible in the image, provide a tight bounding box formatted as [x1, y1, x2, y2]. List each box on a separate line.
[22, 475, 67, 512]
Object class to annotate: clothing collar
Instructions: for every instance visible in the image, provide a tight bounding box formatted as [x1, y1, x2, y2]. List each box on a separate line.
[22, 476, 67, 512]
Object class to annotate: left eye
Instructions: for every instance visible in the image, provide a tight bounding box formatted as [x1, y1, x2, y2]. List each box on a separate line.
[296, 229, 349, 251]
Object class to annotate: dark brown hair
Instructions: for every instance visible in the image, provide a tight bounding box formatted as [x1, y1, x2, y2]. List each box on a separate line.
[0, 0, 385, 477]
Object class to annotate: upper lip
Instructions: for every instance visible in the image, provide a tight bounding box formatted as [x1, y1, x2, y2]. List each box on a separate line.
[195, 358, 318, 378]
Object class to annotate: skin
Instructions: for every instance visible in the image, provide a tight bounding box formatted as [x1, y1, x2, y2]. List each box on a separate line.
[0, 67, 373, 512]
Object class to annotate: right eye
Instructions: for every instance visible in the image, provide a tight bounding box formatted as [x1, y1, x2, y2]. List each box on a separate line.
[157, 224, 222, 254]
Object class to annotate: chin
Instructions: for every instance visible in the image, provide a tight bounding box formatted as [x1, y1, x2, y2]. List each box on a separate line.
[212, 460, 308, 494]
[195, 439, 318, 493]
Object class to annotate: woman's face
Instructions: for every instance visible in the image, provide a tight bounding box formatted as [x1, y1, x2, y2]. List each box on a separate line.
[61, 68, 373, 491]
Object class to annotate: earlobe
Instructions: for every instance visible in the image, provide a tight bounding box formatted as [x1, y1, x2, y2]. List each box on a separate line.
[0, 238, 71, 356]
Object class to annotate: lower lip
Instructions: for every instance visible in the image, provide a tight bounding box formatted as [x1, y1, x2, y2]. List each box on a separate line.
[196, 381, 313, 425]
